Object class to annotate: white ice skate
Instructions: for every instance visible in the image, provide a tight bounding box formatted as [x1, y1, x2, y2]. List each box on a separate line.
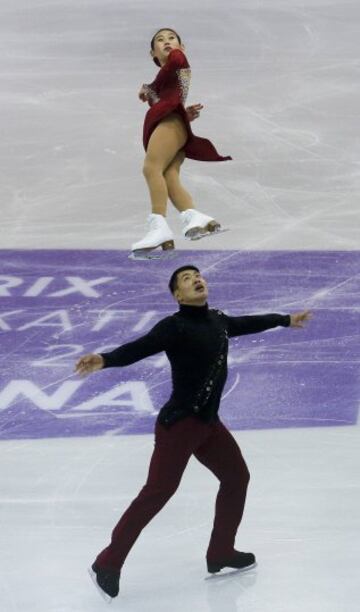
[180, 209, 226, 241]
[129, 213, 175, 260]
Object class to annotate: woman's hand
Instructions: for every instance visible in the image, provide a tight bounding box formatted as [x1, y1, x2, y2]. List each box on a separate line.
[75, 353, 104, 377]
[186, 103, 204, 122]
[138, 86, 149, 102]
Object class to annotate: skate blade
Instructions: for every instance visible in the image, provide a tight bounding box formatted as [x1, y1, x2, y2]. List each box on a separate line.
[88, 567, 113, 604]
[185, 227, 229, 241]
[129, 249, 176, 260]
[205, 561, 257, 579]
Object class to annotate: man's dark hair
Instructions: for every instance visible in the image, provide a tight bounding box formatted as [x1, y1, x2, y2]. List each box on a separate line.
[168, 265, 200, 294]
[150, 28, 182, 67]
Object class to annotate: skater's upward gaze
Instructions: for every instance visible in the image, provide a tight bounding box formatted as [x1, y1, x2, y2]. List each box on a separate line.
[130, 28, 232, 260]
[150, 28, 184, 67]
[168, 265, 208, 306]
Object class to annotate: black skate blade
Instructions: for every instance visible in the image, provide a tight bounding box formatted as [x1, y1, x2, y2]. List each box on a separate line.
[88, 566, 113, 604]
[129, 249, 176, 261]
[205, 561, 257, 580]
[185, 228, 229, 241]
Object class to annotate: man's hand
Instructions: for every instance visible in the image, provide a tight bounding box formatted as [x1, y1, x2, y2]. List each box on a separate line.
[290, 310, 313, 328]
[186, 103, 204, 122]
[75, 353, 104, 377]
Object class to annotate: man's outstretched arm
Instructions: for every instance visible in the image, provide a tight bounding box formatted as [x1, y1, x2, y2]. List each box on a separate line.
[75, 317, 173, 377]
[226, 310, 312, 337]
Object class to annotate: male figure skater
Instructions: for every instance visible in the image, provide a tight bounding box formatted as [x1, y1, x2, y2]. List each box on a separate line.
[75, 265, 312, 600]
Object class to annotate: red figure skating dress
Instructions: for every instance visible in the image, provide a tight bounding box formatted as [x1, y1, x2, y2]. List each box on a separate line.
[142, 49, 232, 162]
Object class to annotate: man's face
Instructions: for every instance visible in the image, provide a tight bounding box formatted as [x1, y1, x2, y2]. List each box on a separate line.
[174, 269, 208, 305]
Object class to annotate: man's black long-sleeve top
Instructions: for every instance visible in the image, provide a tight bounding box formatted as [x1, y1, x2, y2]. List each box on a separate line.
[101, 303, 290, 427]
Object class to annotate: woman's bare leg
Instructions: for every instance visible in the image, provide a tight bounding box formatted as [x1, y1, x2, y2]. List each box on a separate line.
[164, 151, 221, 240]
[143, 114, 188, 216]
[164, 151, 195, 212]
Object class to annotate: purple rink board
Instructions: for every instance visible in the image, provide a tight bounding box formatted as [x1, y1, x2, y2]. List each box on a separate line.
[0, 249, 359, 440]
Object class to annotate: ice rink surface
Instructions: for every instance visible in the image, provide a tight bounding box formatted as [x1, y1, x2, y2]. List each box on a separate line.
[0, 0, 359, 611]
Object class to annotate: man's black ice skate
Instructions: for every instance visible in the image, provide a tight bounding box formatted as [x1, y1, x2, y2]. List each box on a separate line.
[207, 550, 256, 574]
[89, 562, 120, 602]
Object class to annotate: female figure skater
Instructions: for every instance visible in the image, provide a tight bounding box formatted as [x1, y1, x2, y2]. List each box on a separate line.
[132, 28, 232, 258]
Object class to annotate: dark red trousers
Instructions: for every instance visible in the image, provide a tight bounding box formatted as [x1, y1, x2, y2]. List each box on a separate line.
[95, 416, 250, 572]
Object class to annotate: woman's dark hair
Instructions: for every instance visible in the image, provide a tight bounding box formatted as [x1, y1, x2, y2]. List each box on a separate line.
[150, 28, 182, 67]
[168, 265, 199, 294]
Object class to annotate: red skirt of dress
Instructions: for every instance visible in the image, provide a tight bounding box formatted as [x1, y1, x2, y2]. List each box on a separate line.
[143, 100, 232, 162]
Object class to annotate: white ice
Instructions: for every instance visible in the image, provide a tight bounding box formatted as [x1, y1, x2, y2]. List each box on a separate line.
[0, 0, 359, 611]
[1, 427, 359, 612]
